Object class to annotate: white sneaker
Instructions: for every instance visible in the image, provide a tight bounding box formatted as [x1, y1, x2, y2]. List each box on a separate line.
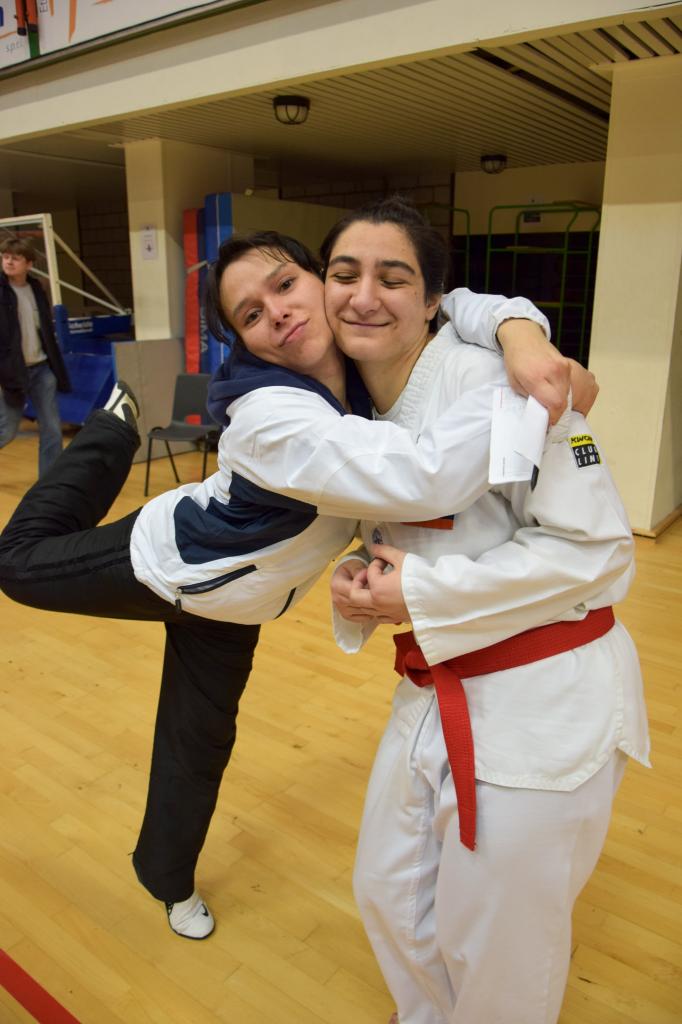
[165, 891, 215, 940]
[104, 380, 139, 429]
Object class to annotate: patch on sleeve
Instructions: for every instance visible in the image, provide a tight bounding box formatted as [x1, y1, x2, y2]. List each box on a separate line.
[570, 434, 601, 468]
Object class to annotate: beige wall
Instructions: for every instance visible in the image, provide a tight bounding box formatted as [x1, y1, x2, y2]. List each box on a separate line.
[454, 161, 605, 235]
[588, 55, 682, 533]
[126, 139, 254, 340]
[126, 142, 346, 342]
[231, 194, 347, 253]
[0, 2, 655, 144]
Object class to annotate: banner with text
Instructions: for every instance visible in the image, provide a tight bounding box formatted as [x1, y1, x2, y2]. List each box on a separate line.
[1, 1, 256, 69]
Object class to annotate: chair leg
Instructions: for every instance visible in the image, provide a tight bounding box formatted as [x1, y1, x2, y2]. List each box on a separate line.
[144, 437, 153, 497]
[165, 441, 180, 484]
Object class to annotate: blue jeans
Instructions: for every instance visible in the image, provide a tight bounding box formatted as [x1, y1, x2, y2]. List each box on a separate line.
[0, 361, 63, 476]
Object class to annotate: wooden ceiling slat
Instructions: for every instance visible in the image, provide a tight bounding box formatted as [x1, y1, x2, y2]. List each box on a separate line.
[503, 43, 610, 103]
[553, 32, 613, 66]
[663, 11, 682, 32]
[96, 93, 599, 171]
[488, 43, 610, 109]
[291, 76, 454, 135]
[446, 54, 608, 140]
[84, 112, 600, 171]
[632, 22, 679, 56]
[404, 55, 607, 139]
[579, 28, 631, 61]
[533, 34, 603, 72]
[109, 93, 457, 162]
[571, 29, 618, 63]
[601, 24, 658, 59]
[647, 17, 682, 50]
[521, 38, 612, 96]
[384, 69, 607, 156]
[321, 66, 532, 134]
[304, 89, 539, 164]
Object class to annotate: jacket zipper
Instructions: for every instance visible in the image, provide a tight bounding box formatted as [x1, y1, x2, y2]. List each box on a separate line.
[174, 563, 258, 612]
[276, 587, 296, 618]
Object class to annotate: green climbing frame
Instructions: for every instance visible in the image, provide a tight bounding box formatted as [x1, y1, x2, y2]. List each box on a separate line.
[484, 202, 601, 362]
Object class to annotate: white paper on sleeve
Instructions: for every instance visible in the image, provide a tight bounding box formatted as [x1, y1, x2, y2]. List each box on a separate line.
[489, 388, 549, 485]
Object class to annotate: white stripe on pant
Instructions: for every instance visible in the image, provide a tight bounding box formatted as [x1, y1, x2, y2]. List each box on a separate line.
[353, 679, 627, 1024]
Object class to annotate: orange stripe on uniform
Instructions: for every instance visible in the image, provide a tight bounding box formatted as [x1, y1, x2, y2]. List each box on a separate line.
[400, 516, 455, 530]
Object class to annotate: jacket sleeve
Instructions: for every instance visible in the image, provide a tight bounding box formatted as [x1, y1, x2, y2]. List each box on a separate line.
[222, 382, 499, 521]
[0, 282, 26, 402]
[402, 413, 635, 665]
[442, 287, 551, 351]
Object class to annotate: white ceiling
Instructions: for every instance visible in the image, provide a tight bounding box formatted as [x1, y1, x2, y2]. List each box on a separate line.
[1, 5, 681, 202]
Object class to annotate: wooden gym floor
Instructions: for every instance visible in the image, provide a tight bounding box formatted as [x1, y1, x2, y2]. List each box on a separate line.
[0, 422, 680, 1024]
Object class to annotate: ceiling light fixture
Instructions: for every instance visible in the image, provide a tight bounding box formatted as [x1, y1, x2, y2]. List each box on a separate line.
[273, 95, 311, 125]
[480, 154, 507, 174]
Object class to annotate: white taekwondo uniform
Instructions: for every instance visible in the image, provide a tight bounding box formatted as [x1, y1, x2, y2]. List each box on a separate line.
[130, 289, 546, 624]
[332, 305, 650, 1024]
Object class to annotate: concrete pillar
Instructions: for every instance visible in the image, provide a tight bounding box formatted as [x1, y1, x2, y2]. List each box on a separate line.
[588, 55, 682, 535]
[125, 139, 254, 340]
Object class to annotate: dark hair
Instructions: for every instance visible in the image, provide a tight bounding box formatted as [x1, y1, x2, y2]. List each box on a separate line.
[1, 237, 37, 263]
[204, 230, 322, 347]
[319, 195, 449, 300]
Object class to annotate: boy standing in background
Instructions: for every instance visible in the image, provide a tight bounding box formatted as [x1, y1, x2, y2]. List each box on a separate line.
[0, 237, 70, 476]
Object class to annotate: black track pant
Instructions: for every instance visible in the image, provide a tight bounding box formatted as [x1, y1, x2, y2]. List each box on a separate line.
[0, 411, 260, 901]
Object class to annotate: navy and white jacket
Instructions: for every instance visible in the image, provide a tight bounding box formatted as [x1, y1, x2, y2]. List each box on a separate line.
[128, 289, 550, 624]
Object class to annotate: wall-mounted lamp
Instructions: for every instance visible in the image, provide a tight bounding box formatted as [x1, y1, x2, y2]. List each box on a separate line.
[480, 154, 507, 175]
[273, 95, 311, 125]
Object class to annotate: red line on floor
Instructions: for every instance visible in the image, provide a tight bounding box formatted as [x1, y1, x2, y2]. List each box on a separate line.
[0, 950, 83, 1024]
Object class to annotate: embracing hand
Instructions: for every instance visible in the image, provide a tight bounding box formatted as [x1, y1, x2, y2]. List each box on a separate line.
[567, 358, 598, 417]
[360, 544, 410, 625]
[331, 547, 410, 625]
[496, 319, 599, 423]
[331, 558, 372, 623]
[497, 319, 572, 425]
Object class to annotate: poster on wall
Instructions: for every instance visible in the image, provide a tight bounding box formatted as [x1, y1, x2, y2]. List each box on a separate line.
[0, 1, 256, 70]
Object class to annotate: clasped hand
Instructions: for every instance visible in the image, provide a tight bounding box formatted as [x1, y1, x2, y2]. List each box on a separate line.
[331, 544, 410, 625]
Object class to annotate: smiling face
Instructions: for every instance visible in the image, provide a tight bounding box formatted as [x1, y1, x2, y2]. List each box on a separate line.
[219, 247, 337, 378]
[323, 220, 441, 369]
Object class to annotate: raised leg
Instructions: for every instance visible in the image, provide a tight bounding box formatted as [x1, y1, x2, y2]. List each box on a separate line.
[133, 616, 260, 903]
[0, 405, 166, 619]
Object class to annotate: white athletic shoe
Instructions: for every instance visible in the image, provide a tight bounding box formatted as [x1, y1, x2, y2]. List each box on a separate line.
[165, 891, 215, 940]
[104, 380, 139, 429]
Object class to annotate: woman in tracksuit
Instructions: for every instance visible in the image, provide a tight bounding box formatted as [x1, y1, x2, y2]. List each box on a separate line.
[0, 229, 561, 940]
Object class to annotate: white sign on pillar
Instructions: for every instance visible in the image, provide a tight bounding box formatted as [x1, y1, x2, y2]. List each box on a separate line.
[141, 225, 158, 261]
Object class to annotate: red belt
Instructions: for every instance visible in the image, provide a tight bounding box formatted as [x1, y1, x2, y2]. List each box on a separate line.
[393, 606, 616, 852]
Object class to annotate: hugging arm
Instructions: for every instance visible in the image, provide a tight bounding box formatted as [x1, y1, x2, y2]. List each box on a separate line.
[448, 288, 598, 421]
[223, 382, 496, 522]
[225, 289, 574, 522]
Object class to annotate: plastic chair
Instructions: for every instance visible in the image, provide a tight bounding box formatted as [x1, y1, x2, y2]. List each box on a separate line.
[144, 373, 219, 496]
